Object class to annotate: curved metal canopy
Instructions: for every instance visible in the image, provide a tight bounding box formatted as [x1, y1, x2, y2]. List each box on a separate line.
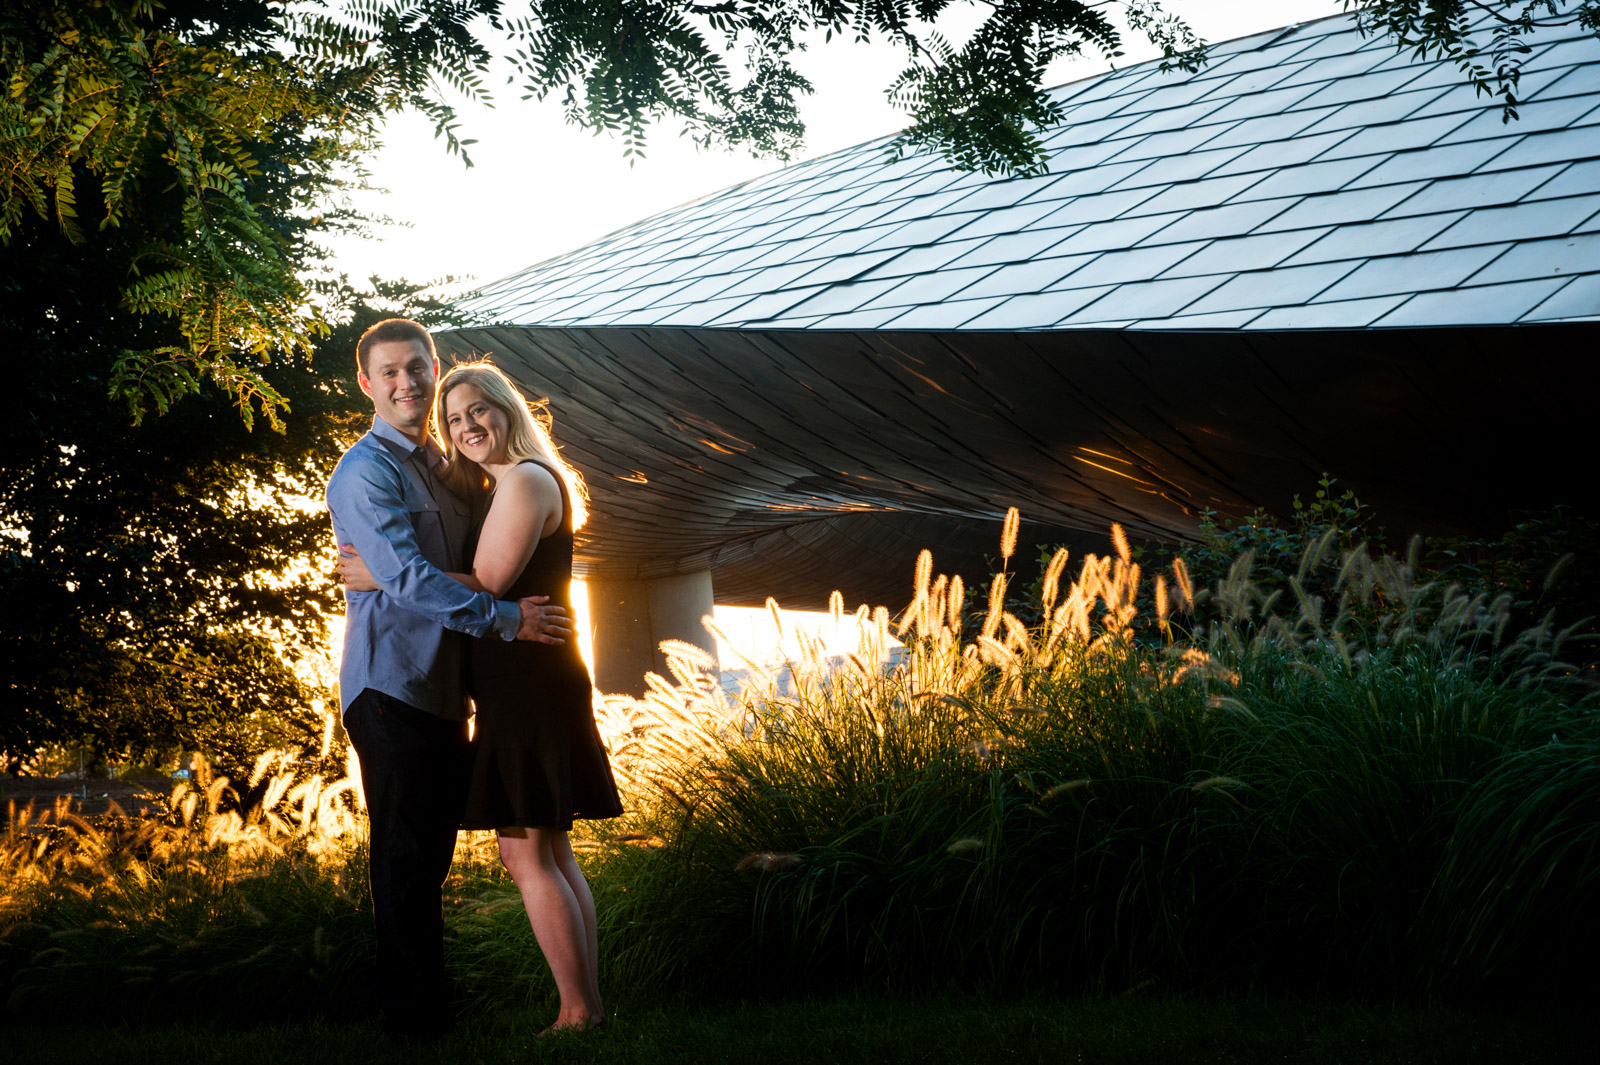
[436, 322, 1593, 609]
[440, 11, 1600, 609]
[460, 12, 1600, 334]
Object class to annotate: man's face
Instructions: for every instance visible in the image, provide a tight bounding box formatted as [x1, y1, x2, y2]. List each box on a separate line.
[359, 340, 438, 440]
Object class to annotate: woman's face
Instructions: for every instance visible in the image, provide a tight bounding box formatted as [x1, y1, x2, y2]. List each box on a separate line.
[444, 382, 511, 466]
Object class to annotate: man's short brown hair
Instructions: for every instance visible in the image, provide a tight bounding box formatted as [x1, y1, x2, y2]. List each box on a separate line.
[356, 318, 437, 375]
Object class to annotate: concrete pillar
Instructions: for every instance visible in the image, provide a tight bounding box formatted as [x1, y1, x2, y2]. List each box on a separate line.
[586, 569, 718, 697]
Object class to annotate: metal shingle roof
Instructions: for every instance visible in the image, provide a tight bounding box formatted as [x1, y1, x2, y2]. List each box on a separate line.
[461, 11, 1600, 331]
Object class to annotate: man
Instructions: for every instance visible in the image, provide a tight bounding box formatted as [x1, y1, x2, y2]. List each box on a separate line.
[325, 317, 571, 1039]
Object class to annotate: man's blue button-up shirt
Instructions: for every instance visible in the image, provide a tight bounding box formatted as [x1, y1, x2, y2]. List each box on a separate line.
[326, 415, 519, 720]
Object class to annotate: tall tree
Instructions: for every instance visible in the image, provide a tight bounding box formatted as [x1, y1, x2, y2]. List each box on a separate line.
[0, 245, 462, 774]
[1, 0, 487, 771]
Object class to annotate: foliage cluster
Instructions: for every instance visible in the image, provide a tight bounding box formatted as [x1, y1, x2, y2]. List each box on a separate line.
[1354, 0, 1600, 121]
[1168, 476, 1598, 674]
[1424, 505, 1600, 668]
[599, 527, 1596, 999]
[4, 528, 1596, 1021]
[0, 272, 462, 780]
[1, 0, 513, 778]
[1, 752, 375, 1018]
[1, 0, 492, 424]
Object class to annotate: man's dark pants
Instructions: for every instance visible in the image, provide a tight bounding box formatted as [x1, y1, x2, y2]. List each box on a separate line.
[344, 687, 472, 1036]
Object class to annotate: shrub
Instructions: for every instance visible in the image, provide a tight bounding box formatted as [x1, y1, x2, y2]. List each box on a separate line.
[3, 524, 1596, 1020]
[592, 526, 1597, 998]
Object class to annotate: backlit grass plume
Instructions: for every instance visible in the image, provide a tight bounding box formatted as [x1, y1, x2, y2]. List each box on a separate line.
[1, 748, 375, 1019]
[4, 519, 1597, 1018]
[589, 521, 1598, 998]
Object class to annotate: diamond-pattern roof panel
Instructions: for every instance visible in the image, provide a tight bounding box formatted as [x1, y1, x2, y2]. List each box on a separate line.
[461, 12, 1600, 331]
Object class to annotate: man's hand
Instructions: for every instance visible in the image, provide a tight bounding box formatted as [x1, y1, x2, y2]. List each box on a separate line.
[336, 543, 380, 592]
[516, 596, 573, 644]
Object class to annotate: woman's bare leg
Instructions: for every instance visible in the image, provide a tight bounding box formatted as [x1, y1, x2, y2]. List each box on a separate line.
[549, 831, 603, 1018]
[497, 827, 602, 1029]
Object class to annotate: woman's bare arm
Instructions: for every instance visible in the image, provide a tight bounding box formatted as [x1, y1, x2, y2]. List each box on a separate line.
[471, 464, 564, 599]
[337, 546, 487, 593]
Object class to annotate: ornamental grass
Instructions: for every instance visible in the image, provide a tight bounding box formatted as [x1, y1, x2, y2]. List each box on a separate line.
[4, 519, 1595, 1019]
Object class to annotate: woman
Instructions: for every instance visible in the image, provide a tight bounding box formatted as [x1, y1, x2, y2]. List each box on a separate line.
[341, 361, 623, 1032]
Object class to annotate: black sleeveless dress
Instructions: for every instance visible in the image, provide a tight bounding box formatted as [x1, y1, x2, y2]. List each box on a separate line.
[461, 459, 624, 831]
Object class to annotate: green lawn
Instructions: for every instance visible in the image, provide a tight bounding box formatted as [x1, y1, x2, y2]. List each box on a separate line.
[2, 994, 1591, 1065]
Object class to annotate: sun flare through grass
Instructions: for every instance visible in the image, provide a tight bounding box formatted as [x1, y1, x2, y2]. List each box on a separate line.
[4, 521, 1597, 1020]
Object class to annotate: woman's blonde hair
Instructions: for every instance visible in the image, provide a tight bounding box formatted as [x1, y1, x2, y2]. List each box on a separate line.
[432, 360, 589, 529]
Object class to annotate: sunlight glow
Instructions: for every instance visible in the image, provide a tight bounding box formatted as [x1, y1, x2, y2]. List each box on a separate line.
[570, 577, 596, 676]
[711, 604, 896, 670]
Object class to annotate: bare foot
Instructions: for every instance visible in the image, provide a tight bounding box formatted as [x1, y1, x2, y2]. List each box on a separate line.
[537, 1014, 604, 1037]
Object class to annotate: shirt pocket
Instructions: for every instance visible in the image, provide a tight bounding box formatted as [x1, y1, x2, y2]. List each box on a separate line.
[400, 479, 451, 564]
[399, 477, 440, 515]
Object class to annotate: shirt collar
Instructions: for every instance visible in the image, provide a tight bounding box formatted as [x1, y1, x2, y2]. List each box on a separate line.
[371, 414, 445, 468]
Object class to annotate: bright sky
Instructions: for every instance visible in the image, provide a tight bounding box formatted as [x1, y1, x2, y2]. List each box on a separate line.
[321, 0, 1348, 294]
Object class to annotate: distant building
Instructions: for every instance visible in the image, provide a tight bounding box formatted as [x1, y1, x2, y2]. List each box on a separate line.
[439, 11, 1600, 693]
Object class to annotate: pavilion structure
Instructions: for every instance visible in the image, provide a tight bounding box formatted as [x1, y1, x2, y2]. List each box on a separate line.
[437, 10, 1600, 694]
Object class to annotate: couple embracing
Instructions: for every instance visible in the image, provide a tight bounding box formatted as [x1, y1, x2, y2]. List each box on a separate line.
[326, 318, 622, 1039]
